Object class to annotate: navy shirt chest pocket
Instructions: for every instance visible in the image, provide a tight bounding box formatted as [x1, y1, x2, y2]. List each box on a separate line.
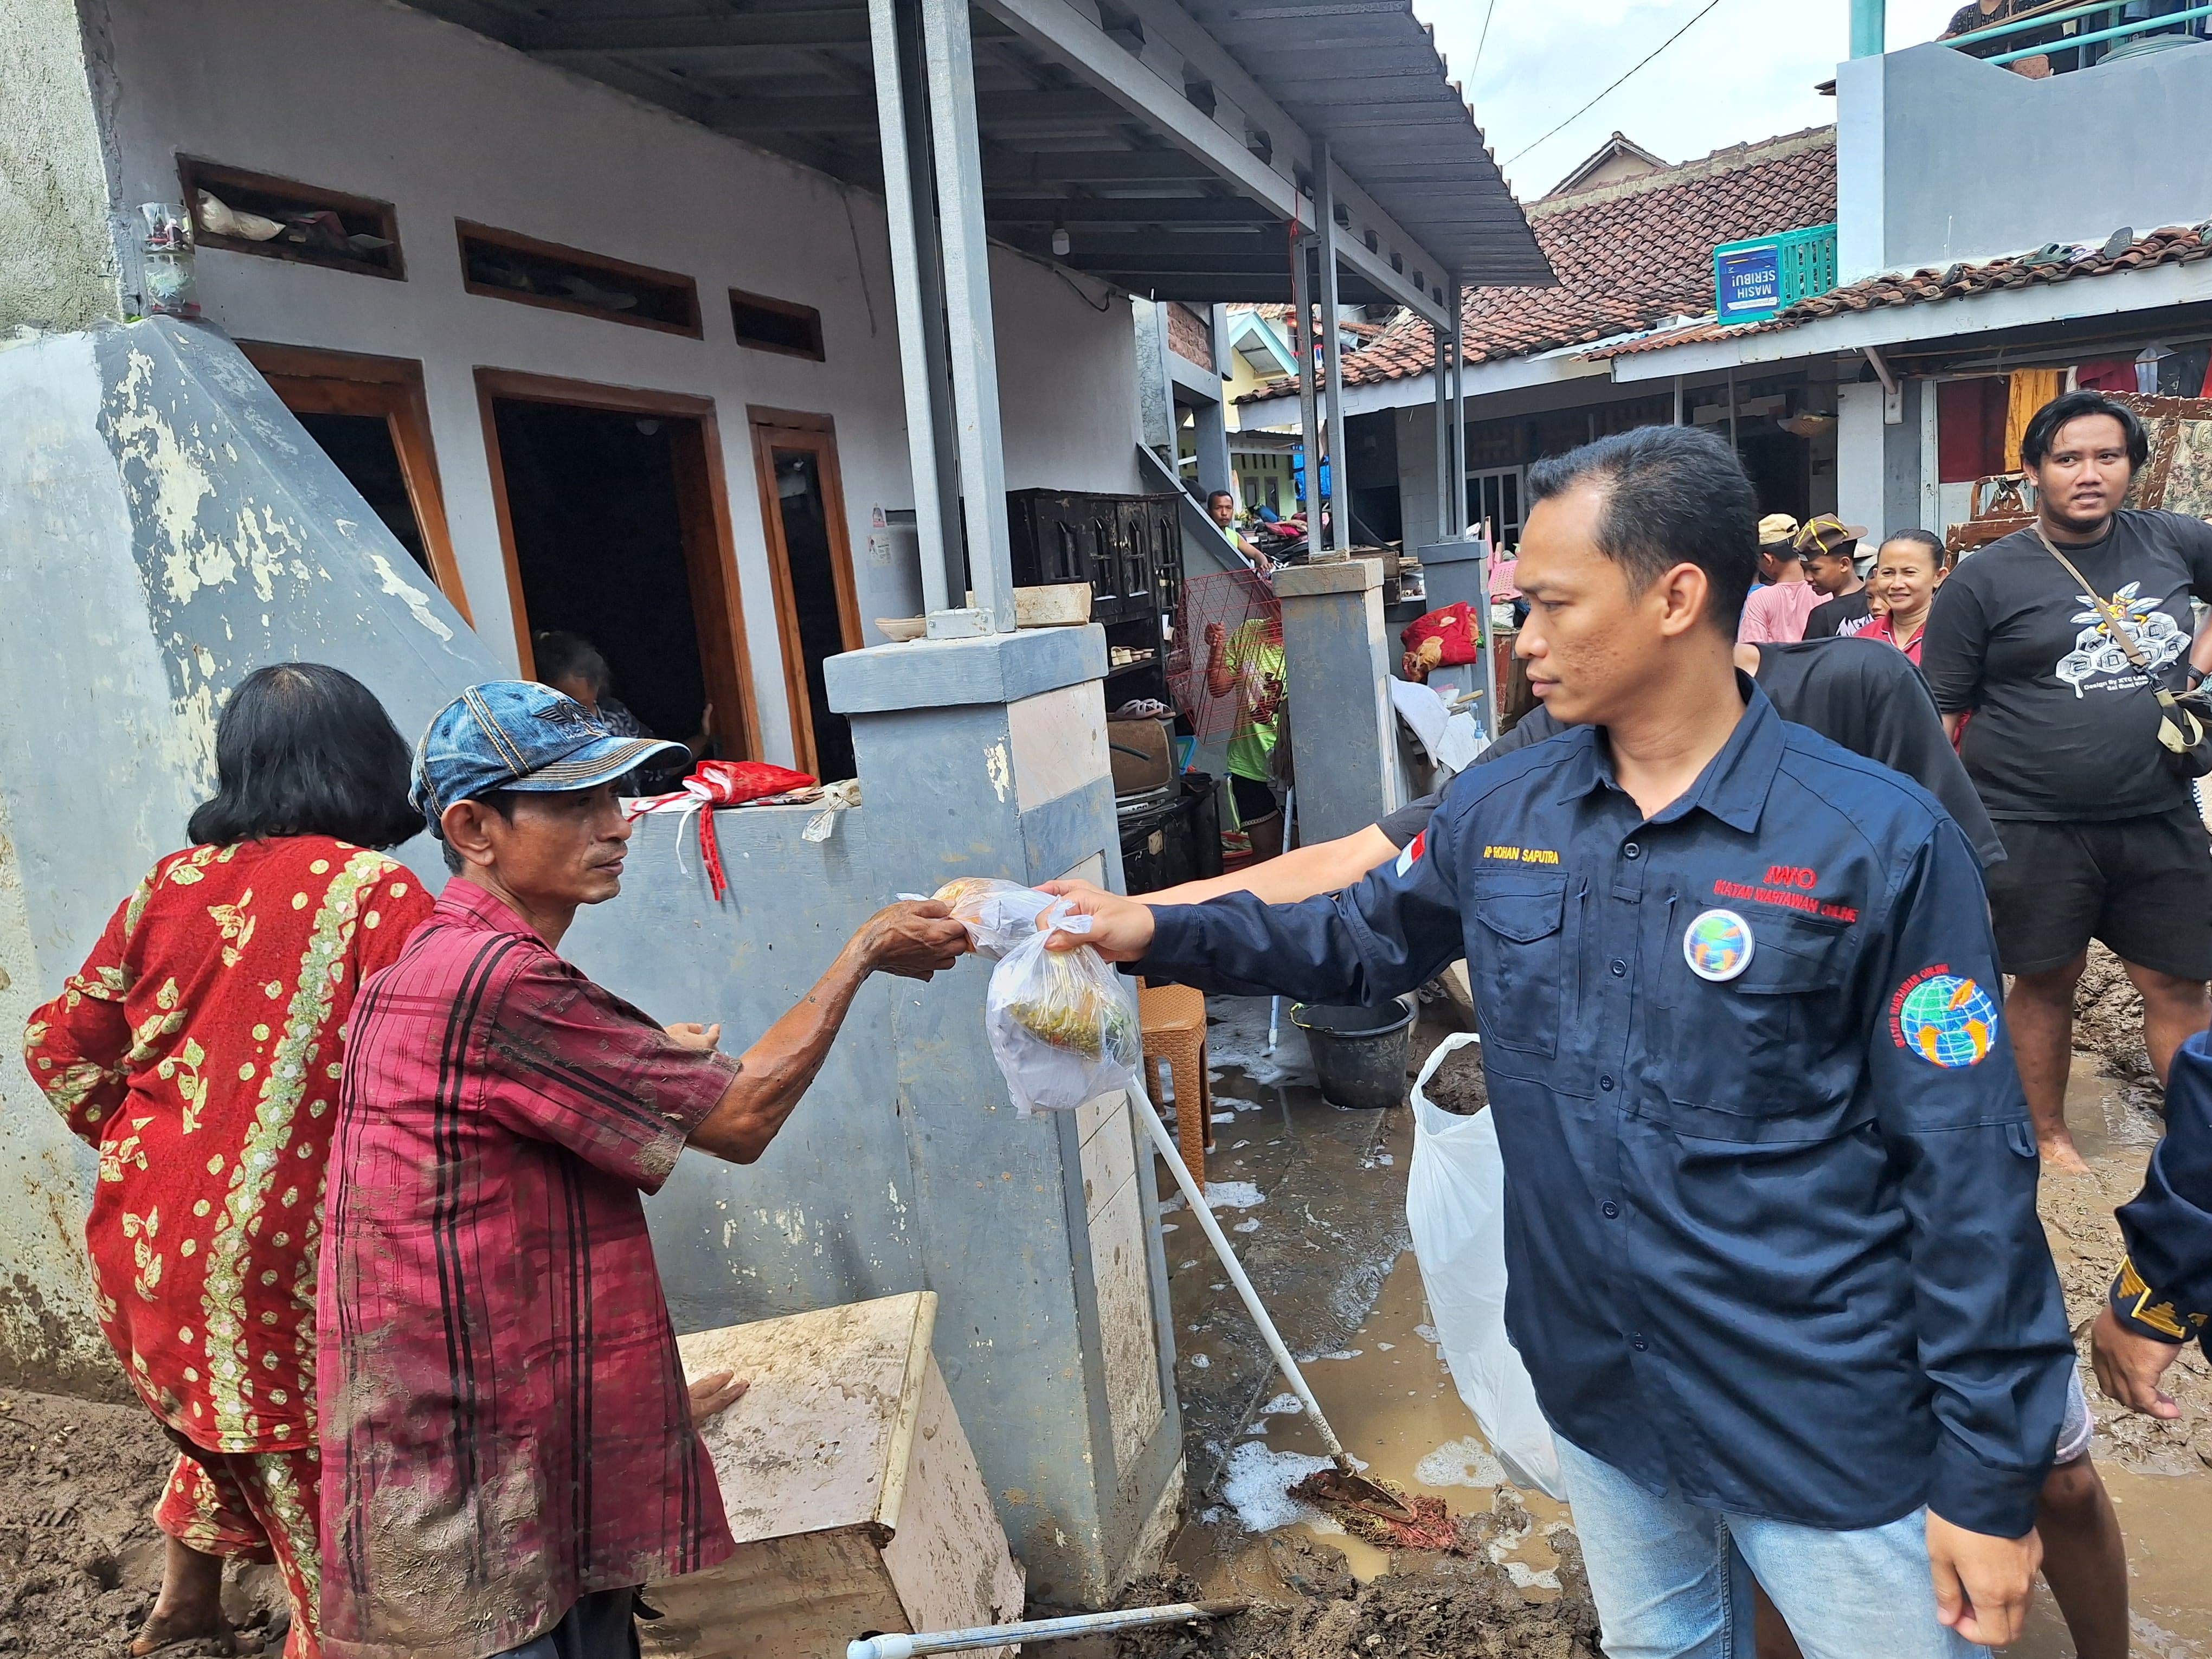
[1465, 873, 1572, 1076]
[1643, 906, 1866, 1141]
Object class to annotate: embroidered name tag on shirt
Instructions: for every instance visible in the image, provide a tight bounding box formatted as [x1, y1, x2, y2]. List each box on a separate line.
[1483, 845, 1560, 865]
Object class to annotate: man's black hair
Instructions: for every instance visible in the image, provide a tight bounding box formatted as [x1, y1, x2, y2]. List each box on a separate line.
[1525, 425, 1759, 633]
[532, 630, 612, 696]
[1206, 488, 1235, 506]
[436, 788, 519, 872]
[2021, 390, 2149, 471]
[186, 663, 423, 850]
[1880, 527, 1948, 567]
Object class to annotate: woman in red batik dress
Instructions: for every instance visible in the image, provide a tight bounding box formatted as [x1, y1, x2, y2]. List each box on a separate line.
[23, 664, 434, 1659]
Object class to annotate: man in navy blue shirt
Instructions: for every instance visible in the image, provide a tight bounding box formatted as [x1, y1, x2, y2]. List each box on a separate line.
[1047, 427, 2074, 1657]
[2093, 1025, 2212, 1411]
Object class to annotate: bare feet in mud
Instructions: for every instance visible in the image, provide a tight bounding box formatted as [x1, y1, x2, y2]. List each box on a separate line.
[130, 1539, 234, 1656]
[2041, 1135, 2095, 1176]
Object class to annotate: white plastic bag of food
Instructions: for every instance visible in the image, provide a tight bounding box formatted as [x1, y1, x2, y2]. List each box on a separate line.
[985, 901, 1141, 1117]
[928, 877, 1056, 959]
[1406, 1032, 1564, 1499]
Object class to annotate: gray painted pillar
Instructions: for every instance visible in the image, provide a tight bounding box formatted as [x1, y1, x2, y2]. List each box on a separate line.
[867, 0, 962, 618]
[1131, 299, 1174, 455]
[799, 627, 1181, 1604]
[1447, 280, 1467, 533]
[1290, 234, 1321, 559]
[1432, 336, 1450, 537]
[1192, 397, 1231, 500]
[0, 0, 126, 332]
[1315, 146, 1349, 555]
[1277, 557, 1399, 844]
[1417, 538, 1496, 728]
[919, 0, 1014, 632]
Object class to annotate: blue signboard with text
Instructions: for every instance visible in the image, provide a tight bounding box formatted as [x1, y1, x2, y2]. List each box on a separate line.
[1716, 243, 1783, 321]
[1712, 224, 1838, 326]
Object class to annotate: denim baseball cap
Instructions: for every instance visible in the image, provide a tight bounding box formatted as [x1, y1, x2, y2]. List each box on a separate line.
[410, 680, 687, 832]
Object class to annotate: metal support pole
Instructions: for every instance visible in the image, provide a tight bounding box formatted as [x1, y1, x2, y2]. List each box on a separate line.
[1315, 144, 1349, 556]
[1673, 374, 1684, 426]
[1432, 332, 1450, 541]
[1849, 0, 1886, 57]
[1290, 233, 1321, 561]
[920, 0, 1014, 632]
[867, 0, 961, 616]
[1448, 279, 1467, 535]
[1727, 365, 1739, 454]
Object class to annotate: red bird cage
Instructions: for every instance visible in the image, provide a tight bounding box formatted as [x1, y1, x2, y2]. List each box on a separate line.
[1168, 569, 1283, 748]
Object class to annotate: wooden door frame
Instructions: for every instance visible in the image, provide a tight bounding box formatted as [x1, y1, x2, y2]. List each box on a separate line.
[473, 367, 764, 762]
[746, 407, 863, 779]
[239, 341, 471, 620]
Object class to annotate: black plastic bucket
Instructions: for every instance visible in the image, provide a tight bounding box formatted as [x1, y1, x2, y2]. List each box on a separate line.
[1293, 996, 1418, 1110]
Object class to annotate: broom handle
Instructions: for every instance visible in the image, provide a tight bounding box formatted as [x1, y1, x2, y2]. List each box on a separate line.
[1130, 1082, 1356, 1474]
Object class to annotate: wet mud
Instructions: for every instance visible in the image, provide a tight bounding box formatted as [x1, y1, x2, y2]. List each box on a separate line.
[1419, 1045, 1487, 1116]
[1168, 1001, 2212, 1659]
[0, 1386, 287, 1657]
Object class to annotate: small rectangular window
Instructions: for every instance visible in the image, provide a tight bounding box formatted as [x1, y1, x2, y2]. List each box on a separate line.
[178, 157, 403, 279]
[458, 221, 702, 338]
[729, 288, 825, 361]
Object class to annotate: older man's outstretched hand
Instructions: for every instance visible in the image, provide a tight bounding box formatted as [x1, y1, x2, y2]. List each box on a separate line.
[857, 900, 970, 981]
[1036, 881, 1157, 962]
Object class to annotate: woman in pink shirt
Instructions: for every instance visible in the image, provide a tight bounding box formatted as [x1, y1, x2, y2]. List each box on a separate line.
[1862, 529, 1948, 666]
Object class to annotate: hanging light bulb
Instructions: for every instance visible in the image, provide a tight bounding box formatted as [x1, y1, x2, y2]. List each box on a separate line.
[1051, 225, 1071, 258]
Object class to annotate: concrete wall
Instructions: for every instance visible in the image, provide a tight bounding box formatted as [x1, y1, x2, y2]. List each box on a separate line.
[81, 0, 1142, 764]
[1835, 377, 1929, 541]
[1837, 40, 2212, 279]
[0, 0, 125, 331]
[0, 317, 496, 1396]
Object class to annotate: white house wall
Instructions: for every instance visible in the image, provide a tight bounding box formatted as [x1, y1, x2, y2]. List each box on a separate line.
[98, 0, 1141, 766]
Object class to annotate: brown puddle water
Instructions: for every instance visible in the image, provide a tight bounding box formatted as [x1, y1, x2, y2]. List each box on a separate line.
[1170, 1050, 2212, 1656]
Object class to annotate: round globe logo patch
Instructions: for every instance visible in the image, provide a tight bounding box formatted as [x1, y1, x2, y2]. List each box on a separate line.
[1895, 972, 1998, 1069]
[1682, 909, 1754, 982]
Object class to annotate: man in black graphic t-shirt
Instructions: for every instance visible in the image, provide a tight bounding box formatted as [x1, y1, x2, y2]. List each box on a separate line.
[1921, 390, 2212, 1174]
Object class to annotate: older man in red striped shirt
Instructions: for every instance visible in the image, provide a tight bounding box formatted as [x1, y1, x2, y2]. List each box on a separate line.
[318, 681, 966, 1659]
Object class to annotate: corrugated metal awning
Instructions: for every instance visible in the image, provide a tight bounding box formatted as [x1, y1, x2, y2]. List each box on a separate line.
[401, 0, 1549, 307]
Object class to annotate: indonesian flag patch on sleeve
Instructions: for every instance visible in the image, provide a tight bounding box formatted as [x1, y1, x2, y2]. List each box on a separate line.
[1395, 829, 1426, 877]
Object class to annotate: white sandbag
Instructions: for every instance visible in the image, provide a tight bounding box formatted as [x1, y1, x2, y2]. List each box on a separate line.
[1406, 1032, 1564, 1499]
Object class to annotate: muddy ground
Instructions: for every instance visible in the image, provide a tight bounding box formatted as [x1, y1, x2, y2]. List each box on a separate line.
[1115, 1521, 1599, 1659]
[0, 972, 2202, 1658]
[0, 1386, 286, 1657]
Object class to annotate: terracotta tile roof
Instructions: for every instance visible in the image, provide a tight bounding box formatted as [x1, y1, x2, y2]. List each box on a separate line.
[1579, 222, 2212, 361]
[1244, 125, 1835, 402]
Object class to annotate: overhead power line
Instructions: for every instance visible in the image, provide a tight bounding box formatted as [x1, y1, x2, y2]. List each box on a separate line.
[1501, 0, 1726, 168]
[1469, 0, 1500, 83]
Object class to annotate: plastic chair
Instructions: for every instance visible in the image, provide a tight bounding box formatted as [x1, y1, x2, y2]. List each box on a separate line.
[1138, 981, 1213, 1191]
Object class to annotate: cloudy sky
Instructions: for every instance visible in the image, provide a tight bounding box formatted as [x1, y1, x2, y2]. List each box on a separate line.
[1420, 0, 1968, 196]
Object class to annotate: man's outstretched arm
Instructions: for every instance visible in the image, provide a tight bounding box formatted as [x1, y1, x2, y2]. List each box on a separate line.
[687, 902, 966, 1162]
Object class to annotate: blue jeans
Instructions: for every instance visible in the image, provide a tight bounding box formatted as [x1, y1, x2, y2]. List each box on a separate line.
[1553, 1435, 1985, 1659]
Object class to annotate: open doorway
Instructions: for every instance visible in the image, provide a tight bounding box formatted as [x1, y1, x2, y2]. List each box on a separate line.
[242, 343, 469, 615]
[477, 370, 760, 762]
[748, 410, 861, 782]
